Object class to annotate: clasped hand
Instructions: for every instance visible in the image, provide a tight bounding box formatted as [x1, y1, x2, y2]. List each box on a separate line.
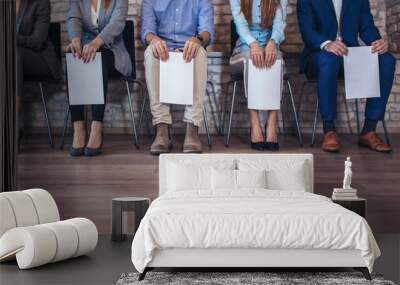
[151, 36, 201, 63]
[69, 37, 103, 63]
[250, 40, 278, 69]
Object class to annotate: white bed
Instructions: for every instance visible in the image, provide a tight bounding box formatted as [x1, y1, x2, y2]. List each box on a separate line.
[131, 154, 380, 281]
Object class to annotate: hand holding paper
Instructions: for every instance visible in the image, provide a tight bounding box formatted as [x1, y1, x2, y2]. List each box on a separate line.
[247, 59, 282, 111]
[66, 52, 104, 106]
[344, 46, 380, 100]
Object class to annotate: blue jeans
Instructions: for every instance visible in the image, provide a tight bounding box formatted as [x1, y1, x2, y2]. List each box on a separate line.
[305, 51, 396, 121]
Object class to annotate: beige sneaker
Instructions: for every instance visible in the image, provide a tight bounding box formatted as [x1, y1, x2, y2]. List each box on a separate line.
[183, 123, 202, 153]
[150, 123, 172, 155]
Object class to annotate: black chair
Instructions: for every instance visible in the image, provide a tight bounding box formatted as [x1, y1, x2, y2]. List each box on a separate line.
[298, 74, 390, 146]
[23, 22, 62, 148]
[222, 20, 303, 147]
[60, 20, 146, 149]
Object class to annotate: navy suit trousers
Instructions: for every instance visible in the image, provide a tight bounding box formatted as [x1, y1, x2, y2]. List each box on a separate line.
[305, 51, 396, 121]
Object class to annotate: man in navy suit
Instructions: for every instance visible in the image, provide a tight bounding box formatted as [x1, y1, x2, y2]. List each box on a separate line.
[297, 0, 396, 153]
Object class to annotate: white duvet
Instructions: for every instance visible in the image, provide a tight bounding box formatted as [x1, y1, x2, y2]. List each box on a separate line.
[131, 190, 380, 273]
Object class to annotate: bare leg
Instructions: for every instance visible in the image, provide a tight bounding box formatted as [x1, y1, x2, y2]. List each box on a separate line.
[72, 121, 86, 148]
[266, 110, 278, 143]
[250, 110, 264, 143]
[87, 121, 103, 149]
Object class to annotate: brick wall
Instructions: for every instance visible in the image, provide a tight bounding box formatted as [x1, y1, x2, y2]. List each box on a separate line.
[386, 0, 400, 52]
[386, 0, 400, 125]
[21, 0, 400, 137]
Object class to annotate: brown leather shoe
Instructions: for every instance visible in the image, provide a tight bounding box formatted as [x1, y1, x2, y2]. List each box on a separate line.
[183, 123, 203, 153]
[322, 131, 341, 153]
[150, 123, 172, 155]
[359, 132, 392, 153]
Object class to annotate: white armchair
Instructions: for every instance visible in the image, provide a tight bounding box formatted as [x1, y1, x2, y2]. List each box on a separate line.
[0, 189, 98, 269]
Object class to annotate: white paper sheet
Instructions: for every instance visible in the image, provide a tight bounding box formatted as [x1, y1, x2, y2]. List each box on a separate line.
[248, 59, 282, 110]
[344, 46, 380, 100]
[66, 53, 104, 105]
[160, 52, 194, 105]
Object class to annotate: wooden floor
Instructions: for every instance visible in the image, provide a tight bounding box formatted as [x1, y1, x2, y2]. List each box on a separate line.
[18, 133, 400, 234]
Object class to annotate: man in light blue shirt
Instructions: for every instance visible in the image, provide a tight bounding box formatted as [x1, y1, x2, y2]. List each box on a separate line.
[141, 0, 214, 155]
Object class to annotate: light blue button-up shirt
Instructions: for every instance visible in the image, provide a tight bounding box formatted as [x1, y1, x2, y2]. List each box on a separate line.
[141, 0, 214, 50]
[230, 0, 288, 54]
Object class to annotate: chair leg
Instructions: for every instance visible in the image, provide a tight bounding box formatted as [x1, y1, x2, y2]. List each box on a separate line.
[60, 104, 70, 150]
[221, 81, 234, 136]
[281, 105, 286, 137]
[132, 80, 148, 137]
[203, 106, 212, 148]
[206, 86, 218, 136]
[225, 81, 237, 147]
[342, 93, 353, 135]
[38, 82, 54, 148]
[297, 81, 307, 119]
[287, 79, 303, 146]
[125, 80, 139, 148]
[311, 97, 319, 146]
[382, 120, 391, 146]
[355, 99, 361, 135]
[140, 95, 149, 136]
[207, 80, 221, 135]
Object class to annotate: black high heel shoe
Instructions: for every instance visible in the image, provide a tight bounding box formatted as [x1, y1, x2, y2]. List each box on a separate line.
[84, 143, 103, 157]
[85, 125, 103, 157]
[70, 147, 85, 157]
[263, 141, 280, 152]
[264, 124, 280, 151]
[85, 134, 103, 156]
[250, 127, 265, 151]
[251, 142, 265, 151]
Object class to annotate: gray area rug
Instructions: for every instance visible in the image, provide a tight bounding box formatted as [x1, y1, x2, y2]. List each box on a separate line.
[117, 272, 396, 285]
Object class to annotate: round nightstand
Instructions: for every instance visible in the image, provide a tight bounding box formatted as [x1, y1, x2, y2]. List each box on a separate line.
[111, 197, 150, 242]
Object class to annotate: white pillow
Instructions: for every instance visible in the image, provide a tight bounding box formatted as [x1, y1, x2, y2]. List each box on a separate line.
[211, 169, 267, 190]
[211, 169, 236, 190]
[167, 160, 236, 192]
[238, 159, 309, 192]
[237, 169, 267, 189]
[167, 163, 210, 191]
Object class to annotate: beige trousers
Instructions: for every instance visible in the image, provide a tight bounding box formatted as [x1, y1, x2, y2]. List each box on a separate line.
[144, 46, 208, 127]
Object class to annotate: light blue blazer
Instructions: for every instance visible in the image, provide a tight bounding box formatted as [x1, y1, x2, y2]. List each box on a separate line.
[67, 0, 131, 77]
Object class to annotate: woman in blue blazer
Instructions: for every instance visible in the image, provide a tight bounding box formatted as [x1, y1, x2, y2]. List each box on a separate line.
[230, 0, 288, 151]
[67, 0, 130, 157]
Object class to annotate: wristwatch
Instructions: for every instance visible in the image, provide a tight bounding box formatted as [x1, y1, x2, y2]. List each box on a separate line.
[196, 34, 205, 46]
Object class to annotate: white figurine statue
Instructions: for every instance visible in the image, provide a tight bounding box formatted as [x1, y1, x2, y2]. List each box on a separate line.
[343, 157, 353, 189]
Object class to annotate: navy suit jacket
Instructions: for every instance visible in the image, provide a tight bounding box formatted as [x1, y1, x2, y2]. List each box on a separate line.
[297, 0, 382, 72]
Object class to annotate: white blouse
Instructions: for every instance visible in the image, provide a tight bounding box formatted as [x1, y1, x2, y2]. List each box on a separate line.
[90, 0, 102, 27]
